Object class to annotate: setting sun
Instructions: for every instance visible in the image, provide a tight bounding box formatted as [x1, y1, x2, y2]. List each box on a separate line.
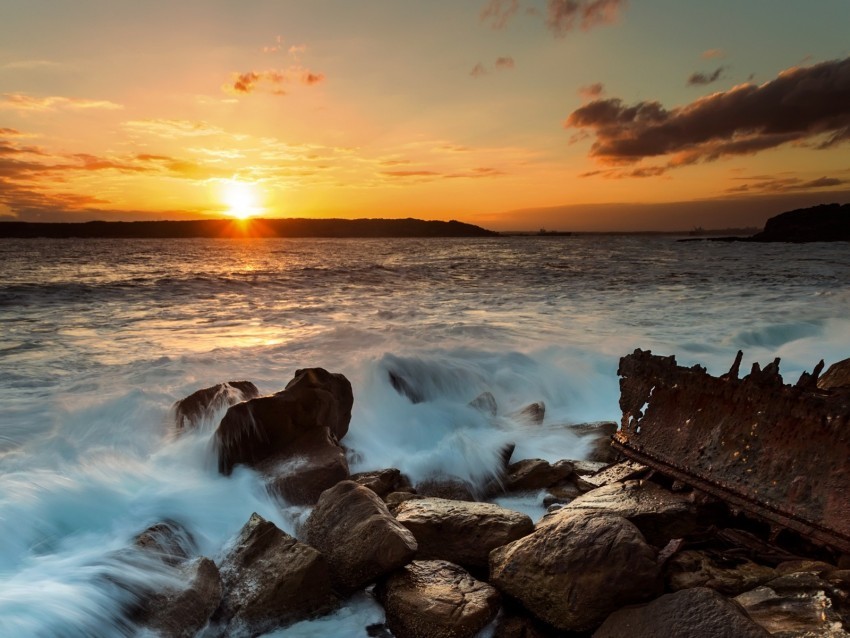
[221, 180, 262, 219]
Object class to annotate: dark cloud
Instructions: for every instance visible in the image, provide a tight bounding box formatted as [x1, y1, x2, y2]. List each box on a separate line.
[578, 82, 605, 99]
[546, 0, 626, 36]
[565, 56, 850, 171]
[470, 63, 488, 78]
[687, 66, 726, 86]
[726, 175, 846, 194]
[495, 56, 515, 70]
[481, 0, 520, 29]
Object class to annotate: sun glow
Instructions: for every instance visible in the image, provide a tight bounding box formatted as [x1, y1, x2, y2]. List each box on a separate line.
[221, 180, 263, 219]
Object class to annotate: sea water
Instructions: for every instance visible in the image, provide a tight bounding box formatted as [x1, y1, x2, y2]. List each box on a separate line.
[1, 236, 849, 636]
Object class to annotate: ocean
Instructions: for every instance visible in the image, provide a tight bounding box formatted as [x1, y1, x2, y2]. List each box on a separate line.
[1, 236, 849, 637]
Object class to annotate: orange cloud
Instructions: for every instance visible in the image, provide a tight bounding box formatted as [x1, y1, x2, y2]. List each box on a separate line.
[546, 0, 626, 36]
[0, 93, 122, 112]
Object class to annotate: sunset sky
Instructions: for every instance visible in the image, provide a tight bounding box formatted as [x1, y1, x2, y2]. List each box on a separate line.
[1, 0, 849, 230]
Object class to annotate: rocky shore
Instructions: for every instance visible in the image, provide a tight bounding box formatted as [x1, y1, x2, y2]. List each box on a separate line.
[130, 358, 850, 637]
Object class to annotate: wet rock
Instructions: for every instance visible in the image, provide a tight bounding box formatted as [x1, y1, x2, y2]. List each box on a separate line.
[665, 549, 778, 596]
[135, 557, 222, 638]
[260, 427, 350, 505]
[215, 368, 353, 505]
[350, 468, 414, 499]
[388, 370, 424, 404]
[173, 381, 258, 431]
[212, 513, 336, 636]
[304, 481, 418, 593]
[215, 367, 353, 474]
[375, 560, 500, 638]
[550, 479, 700, 546]
[735, 570, 850, 637]
[569, 421, 619, 464]
[501, 459, 574, 492]
[542, 482, 582, 507]
[489, 512, 661, 632]
[469, 391, 498, 416]
[594, 587, 770, 638]
[572, 459, 609, 476]
[393, 497, 533, 569]
[511, 402, 545, 424]
[819, 357, 850, 390]
[415, 476, 477, 502]
[133, 520, 196, 566]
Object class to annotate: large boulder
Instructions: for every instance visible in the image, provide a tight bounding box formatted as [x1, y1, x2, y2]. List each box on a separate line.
[593, 587, 770, 638]
[549, 479, 700, 546]
[214, 368, 353, 505]
[500, 459, 574, 492]
[304, 481, 418, 593]
[215, 368, 352, 474]
[489, 512, 661, 632]
[393, 497, 533, 569]
[173, 381, 259, 431]
[375, 560, 500, 638]
[134, 557, 222, 638]
[259, 427, 349, 505]
[414, 476, 477, 502]
[211, 513, 336, 636]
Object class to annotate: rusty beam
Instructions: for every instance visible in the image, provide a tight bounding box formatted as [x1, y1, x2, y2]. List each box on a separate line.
[615, 349, 850, 554]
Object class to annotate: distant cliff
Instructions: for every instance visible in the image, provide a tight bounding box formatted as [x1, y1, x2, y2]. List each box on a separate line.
[0, 217, 499, 239]
[748, 203, 850, 242]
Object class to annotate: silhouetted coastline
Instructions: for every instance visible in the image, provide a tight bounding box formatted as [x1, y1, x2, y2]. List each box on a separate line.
[680, 203, 850, 243]
[0, 217, 498, 239]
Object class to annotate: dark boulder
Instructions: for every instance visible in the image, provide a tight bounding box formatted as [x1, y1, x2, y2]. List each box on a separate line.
[511, 402, 545, 424]
[211, 513, 336, 636]
[375, 560, 500, 638]
[259, 427, 350, 505]
[173, 381, 258, 431]
[489, 512, 661, 632]
[304, 481, 418, 593]
[665, 550, 777, 596]
[393, 497, 533, 569]
[134, 557, 222, 638]
[500, 459, 574, 492]
[593, 587, 770, 638]
[350, 468, 414, 499]
[214, 368, 352, 505]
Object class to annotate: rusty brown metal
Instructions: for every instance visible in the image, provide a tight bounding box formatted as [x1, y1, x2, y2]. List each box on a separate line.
[614, 349, 850, 553]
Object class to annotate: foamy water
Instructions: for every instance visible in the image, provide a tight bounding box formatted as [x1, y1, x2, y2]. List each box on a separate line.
[1, 236, 848, 636]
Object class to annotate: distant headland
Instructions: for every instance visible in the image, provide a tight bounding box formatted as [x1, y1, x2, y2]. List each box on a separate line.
[0, 217, 498, 239]
[681, 203, 850, 243]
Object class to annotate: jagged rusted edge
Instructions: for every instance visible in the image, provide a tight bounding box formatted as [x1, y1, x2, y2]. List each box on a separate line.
[611, 438, 850, 555]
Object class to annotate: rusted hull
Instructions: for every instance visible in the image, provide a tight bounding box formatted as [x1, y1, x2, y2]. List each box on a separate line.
[616, 349, 850, 553]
